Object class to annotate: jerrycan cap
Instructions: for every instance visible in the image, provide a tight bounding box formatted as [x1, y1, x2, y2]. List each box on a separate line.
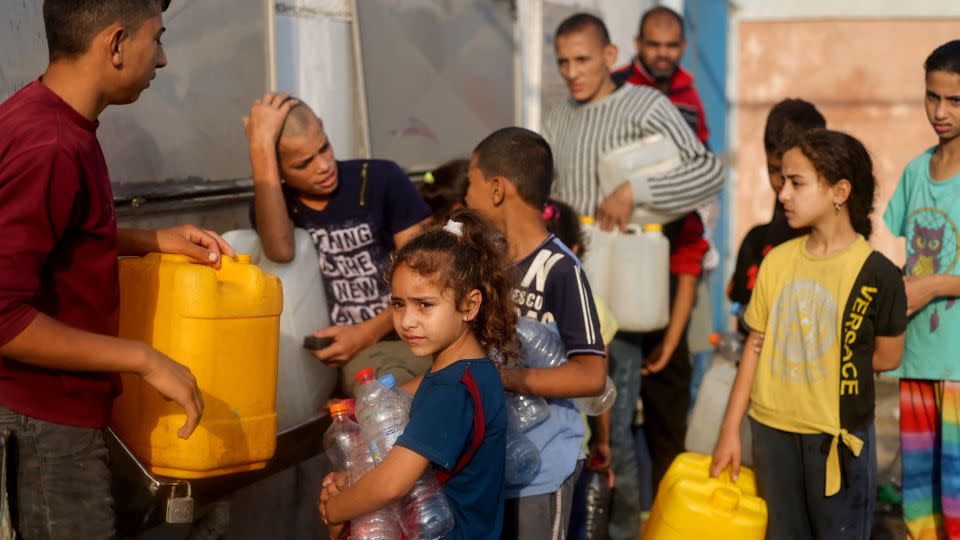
[710, 486, 741, 512]
[642, 223, 663, 233]
[329, 401, 351, 416]
[355, 368, 376, 383]
[579, 215, 596, 225]
[234, 254, 252, 264]
[378, 374, 397, 389]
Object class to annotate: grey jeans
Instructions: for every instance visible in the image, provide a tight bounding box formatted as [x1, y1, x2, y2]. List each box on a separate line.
[0, 406, 115, 540]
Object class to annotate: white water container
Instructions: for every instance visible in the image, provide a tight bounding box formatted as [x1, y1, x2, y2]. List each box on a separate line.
[606, 224, 669, 332]
[685, 353, 752, 466]
[222, 228, 336, 430]
[579, 219, 613, 304]
[597, 133, 686, 226]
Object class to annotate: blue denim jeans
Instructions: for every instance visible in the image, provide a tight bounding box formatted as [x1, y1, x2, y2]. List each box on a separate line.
[0, 406, 115, 540]
[751, 418, 877, 540]
[607, 337, 643, 540]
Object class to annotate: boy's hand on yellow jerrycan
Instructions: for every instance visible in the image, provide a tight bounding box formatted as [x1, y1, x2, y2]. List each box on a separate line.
[709, 428, 742, 482]
[139, 346, 205, 440]
[155, 225, 236, 269]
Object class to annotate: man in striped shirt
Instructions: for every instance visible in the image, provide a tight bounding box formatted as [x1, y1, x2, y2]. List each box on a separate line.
[546, 13, 724, 540]
[545, 13, 723, 230]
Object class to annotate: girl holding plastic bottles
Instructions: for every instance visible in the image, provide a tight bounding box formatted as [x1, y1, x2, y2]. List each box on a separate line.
[319, 209, 515, 539]
[709, 130, 906, 540]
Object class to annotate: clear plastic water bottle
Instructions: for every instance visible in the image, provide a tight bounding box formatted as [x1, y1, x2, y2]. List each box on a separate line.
[378, 373, 413, 413]
[506, 393, 551, 432]
[582, 470, 611, 540]
[505, 426, 541, 486]
[517, 318, 614, 416]
[323, 402, 402, 540]
[573, 375, 618, 416]
[517, 317, 566, 368]
[711, 332, 744, 363]
[355, 368, 409, 464]
[399, 471, 456, 540]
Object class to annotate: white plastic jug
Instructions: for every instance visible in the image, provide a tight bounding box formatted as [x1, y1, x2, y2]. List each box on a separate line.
[597, 133, 686, 226]
[578, 218, 612, 306]
[606, 224, 669, 332]
[685, 353, 752, 466]
[222, 228, 336, 430]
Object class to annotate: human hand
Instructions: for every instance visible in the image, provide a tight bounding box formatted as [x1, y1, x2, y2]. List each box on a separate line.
[155, 225, 235, 269]
[641, 341, 675, 376]
[596, 181, 633, 232]
[312, 323, 378, 367]
[242, 92, 301, 149]
[904, 275, 939, 316]
[139, 346, 204, 439]
[318, 472, 349, 528]
[588, 440, 612, 473]
[709, 427, 742, 481]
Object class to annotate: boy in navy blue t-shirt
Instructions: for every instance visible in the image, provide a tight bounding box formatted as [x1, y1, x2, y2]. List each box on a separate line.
[243, 93, 432, 391]
[466, 127, 607, 540]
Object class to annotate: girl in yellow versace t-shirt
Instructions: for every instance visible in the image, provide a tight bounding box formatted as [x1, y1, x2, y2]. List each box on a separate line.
[710, 129, 907, 540]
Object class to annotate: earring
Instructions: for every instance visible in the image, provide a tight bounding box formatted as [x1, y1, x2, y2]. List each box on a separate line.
[834, 201, 841, 216]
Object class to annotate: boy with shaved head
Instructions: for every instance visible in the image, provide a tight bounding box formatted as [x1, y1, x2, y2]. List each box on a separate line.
[0, 1, 234, 537]
[243, 94, 432, 392]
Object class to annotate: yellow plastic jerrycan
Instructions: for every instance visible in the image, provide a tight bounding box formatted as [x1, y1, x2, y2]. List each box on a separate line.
[112, 253, 283, 479]
[645, 452, 767, 540]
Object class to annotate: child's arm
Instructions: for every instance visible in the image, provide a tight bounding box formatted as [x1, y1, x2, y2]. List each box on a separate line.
[642, 273, 697, 375]
[117, 226, 235, 266]
[709, 330, 763, 480]
[243, 93, 301, 263]
[321, 446, 431, 526]
[904, 274, 960, 315]
[1, 314, 204, 438]
[873, 334, 905, 372]
[501, 353, 606, 398]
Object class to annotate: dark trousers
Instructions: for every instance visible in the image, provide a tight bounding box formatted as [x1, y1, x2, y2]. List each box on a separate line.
[751, 418, 876, 540]
[0, 406, 115, 540]
[635, 331, 691, 491]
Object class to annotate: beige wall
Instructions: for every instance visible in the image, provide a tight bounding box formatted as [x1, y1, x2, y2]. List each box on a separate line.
[733, 19, 960, 265]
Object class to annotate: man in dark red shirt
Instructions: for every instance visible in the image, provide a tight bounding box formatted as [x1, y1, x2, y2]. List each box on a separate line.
[0, 1, 233, 537]
[612, 6, 709, 144]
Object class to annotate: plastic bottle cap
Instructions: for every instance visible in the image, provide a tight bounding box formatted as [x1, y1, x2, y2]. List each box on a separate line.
[709, 332, 720, 346]
[580, 215, 596, 225]
[355, 368, 376, 383]
[378, 373, 397, 388]
[340, 398, 356, 414]
[329, 401, 351, 415]
[642, 223, 663, 232]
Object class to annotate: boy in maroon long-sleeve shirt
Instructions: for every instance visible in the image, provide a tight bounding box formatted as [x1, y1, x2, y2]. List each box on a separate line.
[0, 1, 234, 537]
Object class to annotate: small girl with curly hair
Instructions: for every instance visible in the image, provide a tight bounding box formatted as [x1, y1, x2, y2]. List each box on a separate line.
[319, 208, 516, 540]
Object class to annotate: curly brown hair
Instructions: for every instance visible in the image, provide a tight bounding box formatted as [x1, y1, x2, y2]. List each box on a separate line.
[385, 208, 520, 366]
[789, 129, 876, 238]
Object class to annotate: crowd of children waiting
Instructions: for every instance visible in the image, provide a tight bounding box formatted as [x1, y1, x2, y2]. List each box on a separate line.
[1, 1, 960, 539]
